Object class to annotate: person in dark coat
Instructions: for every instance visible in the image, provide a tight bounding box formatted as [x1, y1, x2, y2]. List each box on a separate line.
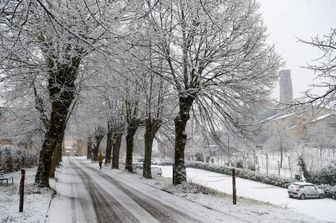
[98, 151, 104, 170]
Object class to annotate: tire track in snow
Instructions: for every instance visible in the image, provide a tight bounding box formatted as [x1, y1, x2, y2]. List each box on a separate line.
[77, 160, 205, 223]
[71, 160, 140, 223]
[70, 186, 77, 223]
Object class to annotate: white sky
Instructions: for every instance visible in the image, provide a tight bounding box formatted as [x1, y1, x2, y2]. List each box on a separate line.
[258, 0, 336, 99]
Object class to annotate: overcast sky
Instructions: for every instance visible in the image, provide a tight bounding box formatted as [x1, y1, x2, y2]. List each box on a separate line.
[258, 0, 336, 99]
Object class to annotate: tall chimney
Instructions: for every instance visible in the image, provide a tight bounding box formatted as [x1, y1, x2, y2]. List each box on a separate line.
[279, 69, 293, 105]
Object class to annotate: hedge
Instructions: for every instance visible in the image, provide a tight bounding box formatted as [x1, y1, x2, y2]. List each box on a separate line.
[186, 161, 293, 188]
[186, 161, 336, 199]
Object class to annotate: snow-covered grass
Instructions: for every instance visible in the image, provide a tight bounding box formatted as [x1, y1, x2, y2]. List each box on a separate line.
[133, 170, 328, 223]
[0, 167, 54, 223]
[156, 165, 336, 222]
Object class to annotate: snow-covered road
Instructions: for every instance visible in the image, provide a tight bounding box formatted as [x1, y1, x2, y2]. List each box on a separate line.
[156, 166, 336, 222]
[46, 158, 248, 223]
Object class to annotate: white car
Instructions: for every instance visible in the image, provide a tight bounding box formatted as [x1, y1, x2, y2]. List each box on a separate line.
[288, 182, 325, 199]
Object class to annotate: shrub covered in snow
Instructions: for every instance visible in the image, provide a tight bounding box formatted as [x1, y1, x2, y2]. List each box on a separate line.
[309, 161, 336, 186]
[0, 145, 38, 173]
[318, 184, 336, 199]
[186, 161, 293, 188]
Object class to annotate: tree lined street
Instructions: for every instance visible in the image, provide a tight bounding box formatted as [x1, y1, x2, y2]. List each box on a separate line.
[1, 1, 336, 222]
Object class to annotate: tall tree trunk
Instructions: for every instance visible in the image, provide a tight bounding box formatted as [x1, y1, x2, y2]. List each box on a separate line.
[105, 123, 113, 165]
[143, 119, 161, 179]
[280, 143, 283, 168]
[173, 95, 194, 185]
[112, 133, 122, 169]
[35, 89, 75, 187]
[87, 136, 93, 159]
[125, 119, 139, 172]
[50, 132, 65, 178]
[35, 56, 79, 187]
[266, 153, 269, 174]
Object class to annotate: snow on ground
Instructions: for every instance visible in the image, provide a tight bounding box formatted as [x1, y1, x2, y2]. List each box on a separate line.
[155, 166, 336, 222]
[0, 167, 54, 223]
[145, 180, 326, 223]
[46, 159, 97, 223]
[75, 157, 328, 222]
[70, 157, 247, 223]
[1, 157, 334, 223]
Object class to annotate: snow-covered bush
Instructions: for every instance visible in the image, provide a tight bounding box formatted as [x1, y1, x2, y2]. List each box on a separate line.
[0, 145, 38, 173]
[318, 184, 336, 198]
[309, 161, 336, 186]
[186, 161, 293, 188]
[236, 160, 244, 168]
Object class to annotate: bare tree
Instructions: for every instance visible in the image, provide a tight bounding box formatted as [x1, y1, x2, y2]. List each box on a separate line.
[124, 87, 142, 172]
[142, 0, 281, 185]
[92, 126, 106, 161]
[0, 0, 127, 187]
[105, 99, 125, 166]
[299, 28, 336, 108]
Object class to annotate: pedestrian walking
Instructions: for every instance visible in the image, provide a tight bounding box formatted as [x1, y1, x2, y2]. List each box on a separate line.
[98, 151, 104, 170]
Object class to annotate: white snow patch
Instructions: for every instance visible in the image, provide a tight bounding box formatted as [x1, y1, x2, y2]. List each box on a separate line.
[0, 167, 54, 223]
[157, 166, 336, 222]
[2, 157, 334, 223]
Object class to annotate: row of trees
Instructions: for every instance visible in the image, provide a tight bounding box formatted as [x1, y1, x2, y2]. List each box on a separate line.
[1, 0, 282, 188]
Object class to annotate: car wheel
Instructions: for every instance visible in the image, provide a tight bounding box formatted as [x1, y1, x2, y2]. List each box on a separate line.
[289, 195, 293, 198]
[319, 194, 324, 199]
[300, 194, 305, 200]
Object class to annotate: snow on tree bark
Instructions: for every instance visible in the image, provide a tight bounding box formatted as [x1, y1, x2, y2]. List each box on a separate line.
[112, 132, 122, 169]
[35, 57, 80, 187]
[143, 118, 161, 179]
[92, 126, 105, 161]
[105, 122, 113, 165]
[125, 119, 140, 172]
[173, 94, 194, 185]
[140, 0, 281, 185]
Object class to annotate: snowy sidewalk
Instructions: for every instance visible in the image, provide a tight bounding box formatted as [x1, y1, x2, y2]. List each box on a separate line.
[157, 166, 336, 222]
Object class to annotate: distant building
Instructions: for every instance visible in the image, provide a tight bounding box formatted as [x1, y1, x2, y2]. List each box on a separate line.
[279, 69, 293, 105]
[258, 69, 336, 148]
[63, 137, 79, 156]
